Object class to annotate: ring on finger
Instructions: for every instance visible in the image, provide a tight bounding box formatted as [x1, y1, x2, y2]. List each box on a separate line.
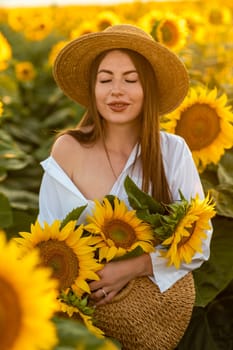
[101, 288, 107, 298]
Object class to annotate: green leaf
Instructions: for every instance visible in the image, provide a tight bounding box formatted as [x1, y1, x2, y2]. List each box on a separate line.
[0, 186, 38, 210]
[42, 107, 76, 128]
[53, 317, 121, 349]
[0, 130, 31, 170]
[7, 208, 38, 239]
[53, 317, 103, 348]
[194, 216, 233, 307]
[207, 290, 233, 349]
[200, 168, 219, 193]
[124, 176, 164, 213]
[0, 167, 7, 182]
[217, 148, 233, 185]
[0, 192, 13, 228]
[0, 72, 18, 98]
[104, 194, 116, 207]
[60, 206, 87, 229]
[136, 209, 162, 227]
[176, 307, 218, 350]
[210, 184, 233, 218]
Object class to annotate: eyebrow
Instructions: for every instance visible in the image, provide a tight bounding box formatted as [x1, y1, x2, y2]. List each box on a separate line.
[97, 69, 137, 75]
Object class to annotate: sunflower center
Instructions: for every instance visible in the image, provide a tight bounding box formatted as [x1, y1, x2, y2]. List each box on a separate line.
[175, 103, 221, 150]
[37, 239, 79, 290]
[0, 278, 22, 350]
[160, 20, 178, 46]
[104, 219, 137, 248]
[209, 10, 223, 25]
[22, 68, 30, 76]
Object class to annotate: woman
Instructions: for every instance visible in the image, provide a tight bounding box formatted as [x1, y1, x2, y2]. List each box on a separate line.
[38, 24, 212, 306]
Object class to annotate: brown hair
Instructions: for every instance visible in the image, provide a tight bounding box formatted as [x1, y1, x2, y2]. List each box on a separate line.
[61, 49, 171, 204]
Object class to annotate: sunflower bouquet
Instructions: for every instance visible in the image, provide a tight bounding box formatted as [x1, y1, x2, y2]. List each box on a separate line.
[15, 176, 216, 339]
[122, 176, 216, 268]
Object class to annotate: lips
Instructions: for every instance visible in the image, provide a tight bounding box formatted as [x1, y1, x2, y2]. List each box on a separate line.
[108, 102, 129, 112]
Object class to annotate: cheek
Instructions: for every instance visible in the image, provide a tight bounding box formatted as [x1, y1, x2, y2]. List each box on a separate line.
[95, 84, 107, 102]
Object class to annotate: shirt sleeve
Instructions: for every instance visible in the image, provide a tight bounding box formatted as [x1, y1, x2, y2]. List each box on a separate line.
[149, 135, 213, 292]
[38, 172, 68, 225]
[37, 157, 91, 226]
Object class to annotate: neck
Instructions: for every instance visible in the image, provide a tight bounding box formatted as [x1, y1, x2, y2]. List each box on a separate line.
[103, 122, 140, 154]
[101, 122, 140, 180]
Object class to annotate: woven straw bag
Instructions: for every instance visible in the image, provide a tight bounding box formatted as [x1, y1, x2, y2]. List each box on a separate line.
[93, 273, 195, 350]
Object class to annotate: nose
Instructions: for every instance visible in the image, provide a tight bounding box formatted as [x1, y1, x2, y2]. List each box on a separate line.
[111, 80, 123, 96]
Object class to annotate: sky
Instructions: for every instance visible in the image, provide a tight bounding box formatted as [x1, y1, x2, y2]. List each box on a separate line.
[0, 0, 142, 7]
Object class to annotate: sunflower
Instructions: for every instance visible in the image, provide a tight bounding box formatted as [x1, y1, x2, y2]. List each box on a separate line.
[0, 232, 58, 350]
[137, 10, 162, 34]
[0, 32, 12, 71]
[95, 11, 121, 31]
[48, 40, 69, 66]
[23, 12, 53, 41]
[70, 21, 97, 39]
[161, 87, 233, 172]
[8, 9, 26, 32]
[161, 193, 216, 268]
[206, 5, 232, 27]
[58, 299, 104, 338]
[15, 61, 36, 82]
[85, 197, 155, 262]
[151, 13, 188, 51]
[16, 219, 102, 296]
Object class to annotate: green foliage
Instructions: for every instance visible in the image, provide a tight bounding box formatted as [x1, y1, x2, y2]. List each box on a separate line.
[0, 23, 84, 233]
[194, 216, 233, 307]
[174, 215, 233, 349]
[59, 291, 94, 316]
[176, 307, 219, 350]
[0, 192, 13, 228]
[124, 175, 165, 213]
[60, 205, 87, 229]
[53, 317, 121, 349]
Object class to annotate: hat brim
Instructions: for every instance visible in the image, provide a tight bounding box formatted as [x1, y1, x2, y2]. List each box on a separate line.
[53, 31, 189, 115]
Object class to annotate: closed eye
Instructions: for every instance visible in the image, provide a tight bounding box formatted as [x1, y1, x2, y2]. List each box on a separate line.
[100, 79, 112, 83]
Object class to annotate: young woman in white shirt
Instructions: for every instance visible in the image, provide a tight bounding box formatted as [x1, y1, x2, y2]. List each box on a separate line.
[38, 24, 212, 306]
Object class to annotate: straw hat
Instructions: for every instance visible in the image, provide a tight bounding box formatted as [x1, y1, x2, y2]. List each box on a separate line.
[53, 24, 189, 115]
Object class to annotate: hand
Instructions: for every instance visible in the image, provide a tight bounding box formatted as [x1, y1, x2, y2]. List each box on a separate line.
[89, 259, 132, 305]
[89, 254, 153, 306]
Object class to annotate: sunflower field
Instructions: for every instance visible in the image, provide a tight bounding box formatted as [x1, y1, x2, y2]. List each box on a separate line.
[0, 0, 233, 349]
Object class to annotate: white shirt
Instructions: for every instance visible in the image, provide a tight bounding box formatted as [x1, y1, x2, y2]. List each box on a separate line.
[38, 132, 212, 292]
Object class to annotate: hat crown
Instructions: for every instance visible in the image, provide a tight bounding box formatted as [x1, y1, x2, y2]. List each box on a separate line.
[104, 24, 153, 41]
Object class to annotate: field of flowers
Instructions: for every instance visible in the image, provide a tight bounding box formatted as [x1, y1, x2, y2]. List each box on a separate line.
[0, 1, 233, 349]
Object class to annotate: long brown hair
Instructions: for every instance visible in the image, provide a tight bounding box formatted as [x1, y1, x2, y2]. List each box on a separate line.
[61, 49, 171, 203]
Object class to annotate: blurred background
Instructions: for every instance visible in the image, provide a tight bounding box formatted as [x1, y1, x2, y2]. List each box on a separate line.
[0, 1, 233, 348]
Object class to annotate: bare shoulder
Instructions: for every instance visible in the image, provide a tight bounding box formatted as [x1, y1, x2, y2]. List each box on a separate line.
[51, 134, 81, 155]
[51, 134, 84, 176]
